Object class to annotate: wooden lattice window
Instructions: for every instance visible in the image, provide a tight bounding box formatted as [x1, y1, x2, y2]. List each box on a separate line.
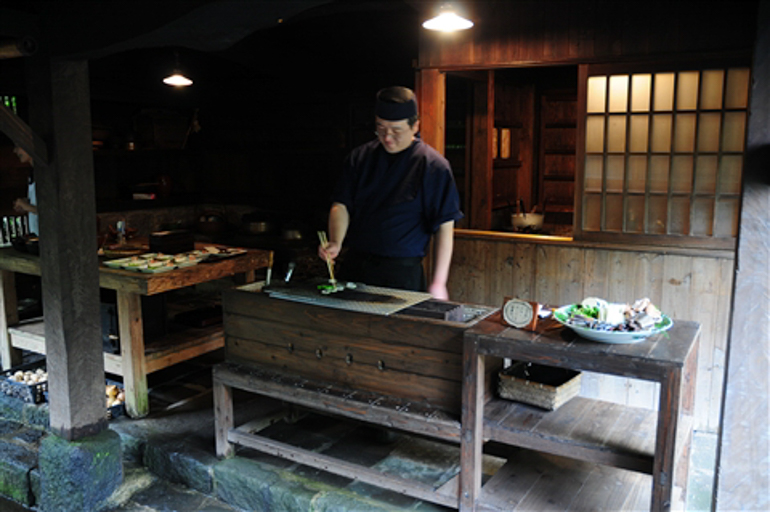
[576, 63, 750, 249]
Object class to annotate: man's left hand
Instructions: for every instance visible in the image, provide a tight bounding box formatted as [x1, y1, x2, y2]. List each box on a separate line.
[428, 282, 449, 300]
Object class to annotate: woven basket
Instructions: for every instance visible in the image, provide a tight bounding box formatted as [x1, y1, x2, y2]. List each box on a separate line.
[498, 362, 581, 411]
[1, 362, 47, 404]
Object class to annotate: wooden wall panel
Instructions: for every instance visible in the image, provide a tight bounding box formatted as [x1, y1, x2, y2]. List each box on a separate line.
[419, 0, 756, 70]
[448, 235, 734, 431]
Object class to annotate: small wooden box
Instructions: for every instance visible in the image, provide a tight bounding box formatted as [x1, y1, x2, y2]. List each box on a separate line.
[498, 362, 581, 411]
[149, 229, 194, 254]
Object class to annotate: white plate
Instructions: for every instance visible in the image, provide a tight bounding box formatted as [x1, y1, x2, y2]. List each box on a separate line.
[103, 257, 132, 269]
[553, 305, 673, 344]
[120, 261, 148, 271]
[139, 264, 177, 273]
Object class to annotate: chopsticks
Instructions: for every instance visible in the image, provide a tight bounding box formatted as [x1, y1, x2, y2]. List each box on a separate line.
[317, 231, 336, 284]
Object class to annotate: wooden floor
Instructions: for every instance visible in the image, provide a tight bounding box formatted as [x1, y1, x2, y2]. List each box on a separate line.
[477, 448, 652, 512]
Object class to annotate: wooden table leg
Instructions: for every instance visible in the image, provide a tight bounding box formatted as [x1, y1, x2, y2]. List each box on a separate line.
[460, 337, 485, 511]
[652, 367, 683, 512]
[0, 270, 21, 370]
[117, 291, 148, 418]
[213, 377, 235, 458]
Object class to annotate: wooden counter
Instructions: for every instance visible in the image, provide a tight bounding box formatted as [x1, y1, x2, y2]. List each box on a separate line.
[0, 245, 271, 417]
[214, 285, 497, 509]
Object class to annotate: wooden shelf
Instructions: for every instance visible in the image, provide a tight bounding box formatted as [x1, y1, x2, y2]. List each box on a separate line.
[9, 319, 224, 377]
[214, 363, 462, 444]
[484, 396, 656, 474]
[542, 149, 576, 155]
[476, 449, 653, 512]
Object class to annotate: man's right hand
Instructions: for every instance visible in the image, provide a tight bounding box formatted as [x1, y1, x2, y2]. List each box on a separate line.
[318, 241, 341, 261]
[13, 198, 33, 214]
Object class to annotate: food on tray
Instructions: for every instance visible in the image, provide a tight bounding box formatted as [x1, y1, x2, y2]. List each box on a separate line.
[121, 257, 148, 269]
[7, 368, 47, 384]
[145, 258, 175, 269]
[560, 296, 666, 332]
[317, 281, 357, 295]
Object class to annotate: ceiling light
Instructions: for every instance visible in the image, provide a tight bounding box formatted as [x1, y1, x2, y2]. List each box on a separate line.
[163, 72, 193, 87]
[422, 4, 474, 32]
[163, 50, 193, 87]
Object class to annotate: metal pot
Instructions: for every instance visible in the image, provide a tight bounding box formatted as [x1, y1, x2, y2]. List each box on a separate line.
[197, 212, 227, 236]
[245, 220, 275, 235]
[281, 228, 303, 240]
[511, 213, 544, 231]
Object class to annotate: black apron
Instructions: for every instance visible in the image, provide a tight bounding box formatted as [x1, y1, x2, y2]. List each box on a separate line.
[338, 250, 426, 292]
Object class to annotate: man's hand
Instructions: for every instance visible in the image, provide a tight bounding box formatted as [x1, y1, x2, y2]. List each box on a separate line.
[428, 282, 449, 300]
[318, 241, 342, 261]
[13, 198, 34, 214]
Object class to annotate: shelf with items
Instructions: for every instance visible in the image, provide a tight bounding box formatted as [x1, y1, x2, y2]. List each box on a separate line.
[460, 315, 700, 512]
[539, 92, 577, 219]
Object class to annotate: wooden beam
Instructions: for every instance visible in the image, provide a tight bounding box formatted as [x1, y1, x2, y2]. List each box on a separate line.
[0, 102, 48, 167]
[27, 56, 106, 440]
[715, 1, 770, 509]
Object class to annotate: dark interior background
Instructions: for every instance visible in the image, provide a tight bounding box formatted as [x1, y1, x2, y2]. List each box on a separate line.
[0, 1, 422, 228]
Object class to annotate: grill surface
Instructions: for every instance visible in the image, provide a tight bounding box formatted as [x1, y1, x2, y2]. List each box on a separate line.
[265, 281, 432, 316]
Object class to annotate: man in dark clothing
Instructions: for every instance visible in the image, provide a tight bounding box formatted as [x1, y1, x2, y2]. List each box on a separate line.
[319, 86, 462, 299]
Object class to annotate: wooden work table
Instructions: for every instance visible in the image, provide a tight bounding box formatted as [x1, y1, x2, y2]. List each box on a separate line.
[0, 245, 271, 417]
[461, 314, 700, 512]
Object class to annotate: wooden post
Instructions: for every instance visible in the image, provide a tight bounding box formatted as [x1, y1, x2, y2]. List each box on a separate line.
[418, 68, 446, 154]
[469, 71, 494, 230]
[27, 56, 106, 440]
[715, 1, 770, 509]
[460, 337, 484, 511]
[0, 270, 21, 369]
[213, 376, 235, 458]
[117, 291, 148, 418]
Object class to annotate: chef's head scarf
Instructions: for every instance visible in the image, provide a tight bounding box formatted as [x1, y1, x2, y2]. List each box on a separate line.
[376, 86, 418, 124]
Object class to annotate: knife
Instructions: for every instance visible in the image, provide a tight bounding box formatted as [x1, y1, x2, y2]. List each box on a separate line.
[265, 251, 274, 286]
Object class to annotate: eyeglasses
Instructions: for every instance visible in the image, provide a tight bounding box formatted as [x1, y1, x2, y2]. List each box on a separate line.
[374, 125, 410, 138]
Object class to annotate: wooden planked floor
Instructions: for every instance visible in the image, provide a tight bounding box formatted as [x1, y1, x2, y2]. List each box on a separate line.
[477, 448, 652, 512]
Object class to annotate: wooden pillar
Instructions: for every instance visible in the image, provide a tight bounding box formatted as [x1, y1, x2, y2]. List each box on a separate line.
[469, 70, 494, 230]
[26, 56, 106, 440]
[715, 1, 770, 509]
[417, 68, 446, 154]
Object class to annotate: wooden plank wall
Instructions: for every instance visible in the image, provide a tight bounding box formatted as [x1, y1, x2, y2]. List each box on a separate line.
[418, 0, 756, 70]
[448, 234, 734, 432]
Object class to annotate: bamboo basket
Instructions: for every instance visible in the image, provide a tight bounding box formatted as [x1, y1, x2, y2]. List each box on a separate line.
[498, 361, 581, 411]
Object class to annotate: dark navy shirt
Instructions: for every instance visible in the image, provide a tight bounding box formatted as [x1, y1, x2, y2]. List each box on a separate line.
[332, 138, 463, 258]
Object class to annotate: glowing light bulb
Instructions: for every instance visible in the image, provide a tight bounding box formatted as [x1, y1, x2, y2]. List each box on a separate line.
[163, 72, 193, 87]
[422, 10, 473, 32]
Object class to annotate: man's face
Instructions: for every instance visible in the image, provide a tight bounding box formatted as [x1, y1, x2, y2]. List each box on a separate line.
[375, 117, 419, 154]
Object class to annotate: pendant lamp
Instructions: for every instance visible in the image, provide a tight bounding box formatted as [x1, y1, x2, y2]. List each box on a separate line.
[163, 50, 193, 87]
[422, 3, 474, 32]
